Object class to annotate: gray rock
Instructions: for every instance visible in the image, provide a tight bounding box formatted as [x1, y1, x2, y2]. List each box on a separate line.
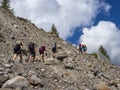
[2, 76, 29, 89]
[0, 67, 4, 71]
[0, 72, 7, 75]
[94, 83, 111, 90]
[4, 64, 11, 68]
[27, 71, 36, 77]
[29, 74, 43, 87]
[10, 35, 15, 40]
[100, 73, 111, 80]
[0, 74, 9, 87]
[110, 86, 118, 90]
[64, 62, 74, 70]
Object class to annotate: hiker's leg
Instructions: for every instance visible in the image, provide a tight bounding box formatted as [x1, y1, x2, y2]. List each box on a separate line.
[52, 53, 55, 58]
[12, 54, 17, 62]
[39, 55, 40, 61]
[39, 54, 42, 61]
[53, 52, 56, 59]
[83, 49, 86, 59]
[80, 48, 82, 54]
[78, 49, 80, 54]
[79, 50, 81, 54]
[19, 54, 23, 63]
[33, 54, 35, 62]
[52, 48, 55, 58]
[42, 54, 44, 62]
[29, 54, 32, 62]
[81, 49, 82, 54]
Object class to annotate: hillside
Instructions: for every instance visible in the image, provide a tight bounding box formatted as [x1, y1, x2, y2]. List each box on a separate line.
[0, 8, 120, 90]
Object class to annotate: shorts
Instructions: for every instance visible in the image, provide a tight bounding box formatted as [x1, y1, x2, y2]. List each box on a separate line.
[14, 50, 21, 54]
[82, 48, 86, 52]
[39, 50, 44, 55]
[29, 51, 36, 57]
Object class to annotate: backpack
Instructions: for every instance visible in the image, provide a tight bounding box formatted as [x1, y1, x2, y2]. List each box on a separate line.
[13, 44, 20, 51]
[52, 43, 56, 49]
[39, 46, 45, 52]
[28, 43, 34, 51]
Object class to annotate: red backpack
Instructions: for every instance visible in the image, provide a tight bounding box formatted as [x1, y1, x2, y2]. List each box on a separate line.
[39, 46, 45, 52]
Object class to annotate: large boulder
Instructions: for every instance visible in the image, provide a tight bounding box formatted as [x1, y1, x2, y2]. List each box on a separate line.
[29, 74, 42, 86]
[0, 74, 9, 87]
[2, 76, 29, 89]
[27, 71, 43, 87]
[94, 83, 110, 90]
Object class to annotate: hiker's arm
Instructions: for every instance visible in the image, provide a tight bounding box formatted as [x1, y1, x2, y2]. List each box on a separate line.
[44, 48, 47, 56]
[34, 47, 37, 52]
[20, 43, 23, 49]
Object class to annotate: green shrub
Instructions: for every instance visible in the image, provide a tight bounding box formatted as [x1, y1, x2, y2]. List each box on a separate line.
[92, 52, 98, 59]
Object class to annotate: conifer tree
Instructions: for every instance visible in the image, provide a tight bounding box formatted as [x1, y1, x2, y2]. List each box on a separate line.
[51, 24, 59, 37]
[1, 0, 10, 10]
[99, 45, 110, 60]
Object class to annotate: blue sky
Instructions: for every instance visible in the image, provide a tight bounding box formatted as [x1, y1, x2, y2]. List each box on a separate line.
[7, 0, 120, 65]
[96, 0, 120, 27]
[67, 0, 120, 44]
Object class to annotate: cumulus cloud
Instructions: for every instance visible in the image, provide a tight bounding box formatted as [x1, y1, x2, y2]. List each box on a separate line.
[80, 21, 120, 65]
[10, 0, 111, 39]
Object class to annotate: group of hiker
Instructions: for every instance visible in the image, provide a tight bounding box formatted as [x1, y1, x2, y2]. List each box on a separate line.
[12, 41, 57, 63]
[12, 40, 87, 64]
[78, 43, 87, 55]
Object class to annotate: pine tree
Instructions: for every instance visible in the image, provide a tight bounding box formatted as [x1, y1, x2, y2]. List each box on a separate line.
[1, 0, 10, 10]
[51, 24, 59, 37]
[99, 45, 110, 60]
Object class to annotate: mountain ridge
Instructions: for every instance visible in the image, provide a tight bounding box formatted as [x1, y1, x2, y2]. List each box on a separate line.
[0, 8, 120, 90]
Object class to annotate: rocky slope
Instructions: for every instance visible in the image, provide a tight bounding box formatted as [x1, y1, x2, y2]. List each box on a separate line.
[0, 8, 120, 90]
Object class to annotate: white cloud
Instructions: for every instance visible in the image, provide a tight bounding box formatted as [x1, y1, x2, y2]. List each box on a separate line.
[101, 2, 111, 12]
[10, 0, 111, 39]
[80, 21, 120, 65]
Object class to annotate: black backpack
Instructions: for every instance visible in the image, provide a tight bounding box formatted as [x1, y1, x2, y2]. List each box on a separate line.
[13, 44, 20, 51]
[28, 43, 34, 51]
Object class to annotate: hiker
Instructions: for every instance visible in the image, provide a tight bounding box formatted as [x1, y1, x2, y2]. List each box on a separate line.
[79, 43, 83, 54]
[28, 42, 36, 62]
[51, 42, 57, 59]
[39, 45, 46, 62]
[12, 41, 23, 63]
[82, 43, 87, 55]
